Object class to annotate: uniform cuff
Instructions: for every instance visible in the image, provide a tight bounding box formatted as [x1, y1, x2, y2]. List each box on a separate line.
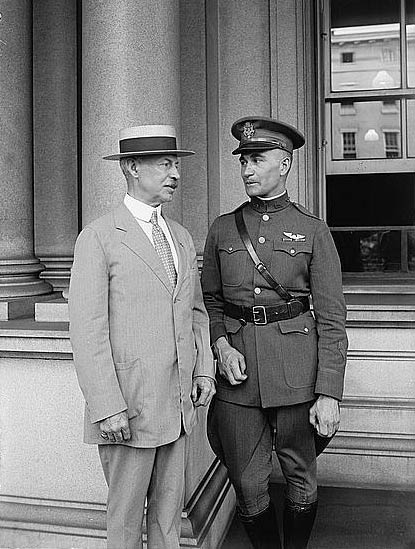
[210, 323, 227, 344]
[314, 369, 344, 401]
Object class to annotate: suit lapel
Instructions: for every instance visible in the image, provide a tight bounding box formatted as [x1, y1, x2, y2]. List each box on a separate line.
[113, 204, 173, 294]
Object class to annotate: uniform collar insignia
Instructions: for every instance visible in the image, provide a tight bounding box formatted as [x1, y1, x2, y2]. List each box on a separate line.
[243, 121, 255, 139]
[283, 231, 306, 242]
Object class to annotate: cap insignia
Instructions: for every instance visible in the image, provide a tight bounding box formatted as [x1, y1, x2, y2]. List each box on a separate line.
[243, 121, 255, 139]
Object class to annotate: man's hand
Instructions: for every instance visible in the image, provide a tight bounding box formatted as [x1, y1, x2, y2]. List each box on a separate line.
[191, 376, 216, 407]
[309, 395, 340, 438]
[214, 336, 248, 385]
[99, 411, 131, 443]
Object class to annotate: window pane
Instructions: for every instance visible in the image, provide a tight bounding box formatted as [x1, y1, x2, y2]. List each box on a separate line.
[331, 101, 401, 159]
[408, 100, 415, 157]
[332, 230, 407, 272]
[330, 0, 401, 91]
[327, 173, 415, 228]
[327, 173, 415, 274]
[332, 229, 415, 273]
[407, 0, 415, 87]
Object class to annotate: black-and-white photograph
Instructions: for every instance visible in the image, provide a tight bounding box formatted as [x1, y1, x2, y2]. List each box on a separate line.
[0, 1, 414, 548]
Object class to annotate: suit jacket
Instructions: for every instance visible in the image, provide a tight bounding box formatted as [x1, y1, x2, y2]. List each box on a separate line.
[201, 193, 348, 408]
[69, 203, 214, 448]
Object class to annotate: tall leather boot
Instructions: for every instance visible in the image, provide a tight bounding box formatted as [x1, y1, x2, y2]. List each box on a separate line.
[283, 499, 317, 549]
[239, 501, 282, 549]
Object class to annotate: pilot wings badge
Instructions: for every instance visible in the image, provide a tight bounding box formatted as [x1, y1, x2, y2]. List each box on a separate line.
[282, 231, 306, 242]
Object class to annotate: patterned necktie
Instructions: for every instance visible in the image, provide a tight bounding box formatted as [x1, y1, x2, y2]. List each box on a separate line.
[150, 210, 177, 288]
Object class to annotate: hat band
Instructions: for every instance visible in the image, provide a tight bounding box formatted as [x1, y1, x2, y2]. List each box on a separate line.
[120, 136, 177, 154]
[238, 137, 291, 153]
[241, 137, 289, 148]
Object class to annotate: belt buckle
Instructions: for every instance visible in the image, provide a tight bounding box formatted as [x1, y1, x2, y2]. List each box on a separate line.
[252, 305, 267, 325]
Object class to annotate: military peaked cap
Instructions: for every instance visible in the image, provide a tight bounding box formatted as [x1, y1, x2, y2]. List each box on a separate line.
[231, 116, 305, 155]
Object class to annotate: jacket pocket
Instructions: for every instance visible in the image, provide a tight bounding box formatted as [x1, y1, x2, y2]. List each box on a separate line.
[271, 241, 312, 284]
[114, 357, 144, 419]
[278, 313, 317, 388]
[273, 241, 312, 256]
[218, 243, 247, 287]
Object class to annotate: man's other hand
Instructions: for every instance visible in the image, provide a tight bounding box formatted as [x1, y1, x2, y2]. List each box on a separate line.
[99, 411, 131, 443]
[309, 395, 340, 438]
[214, 336, 248, 385]
[191, 376, 216, 407]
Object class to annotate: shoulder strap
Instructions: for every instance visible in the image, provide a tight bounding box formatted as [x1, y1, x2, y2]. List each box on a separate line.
[292, 202, 320, 219]
[235, 209, 294, 301]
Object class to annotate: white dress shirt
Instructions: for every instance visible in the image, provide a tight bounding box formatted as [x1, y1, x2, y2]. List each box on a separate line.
[124, 193, 179, 270]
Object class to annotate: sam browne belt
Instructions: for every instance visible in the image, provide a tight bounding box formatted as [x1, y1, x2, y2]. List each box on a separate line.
[224, 296, 310, 326]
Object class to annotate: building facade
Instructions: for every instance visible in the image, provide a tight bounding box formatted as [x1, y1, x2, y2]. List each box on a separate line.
[0, 0, 414, 547]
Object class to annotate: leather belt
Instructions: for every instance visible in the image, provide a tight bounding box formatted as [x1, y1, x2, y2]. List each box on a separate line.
[224, 296, 310, 326]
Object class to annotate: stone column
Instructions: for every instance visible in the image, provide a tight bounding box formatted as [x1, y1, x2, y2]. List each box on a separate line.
[82, 0, 182, 226]
[33, 0, 78, 292]
[206, 0, 272, 220]
[0, 0, 51, 303]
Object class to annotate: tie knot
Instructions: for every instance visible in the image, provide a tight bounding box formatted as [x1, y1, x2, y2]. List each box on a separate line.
[150, 210, 158, 226]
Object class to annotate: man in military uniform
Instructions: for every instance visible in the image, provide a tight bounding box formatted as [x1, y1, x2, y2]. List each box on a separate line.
[201, 116, 348, 548]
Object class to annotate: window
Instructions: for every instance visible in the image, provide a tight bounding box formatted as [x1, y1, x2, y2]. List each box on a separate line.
[342, 51, 354, 63]
[384, 131, 400, 158]
[320, 0, 415, 278]
[342, 132, 357, 158]
[382, 48, 397, 63]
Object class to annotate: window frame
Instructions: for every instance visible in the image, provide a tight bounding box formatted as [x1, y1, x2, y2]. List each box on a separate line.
[316, 0, 415, 281]
[321, 0, 415, 173]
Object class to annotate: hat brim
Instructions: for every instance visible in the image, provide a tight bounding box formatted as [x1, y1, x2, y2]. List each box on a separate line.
[232, 143, 291, 155]
[103, 149, 195, 160]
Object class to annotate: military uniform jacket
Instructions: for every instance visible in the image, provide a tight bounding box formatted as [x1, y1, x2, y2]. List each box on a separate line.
[201, 193, 348, 408]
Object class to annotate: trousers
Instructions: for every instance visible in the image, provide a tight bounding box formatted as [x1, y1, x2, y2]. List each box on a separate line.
[207, 399, 317, 517]
[99, 436, 186, 549]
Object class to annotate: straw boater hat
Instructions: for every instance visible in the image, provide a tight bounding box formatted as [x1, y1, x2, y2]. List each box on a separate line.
[231, 116, 305, 155]
[103, 125, 195, 160]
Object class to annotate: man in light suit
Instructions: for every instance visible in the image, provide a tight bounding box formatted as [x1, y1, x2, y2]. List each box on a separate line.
[69, 125, 216, 549]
